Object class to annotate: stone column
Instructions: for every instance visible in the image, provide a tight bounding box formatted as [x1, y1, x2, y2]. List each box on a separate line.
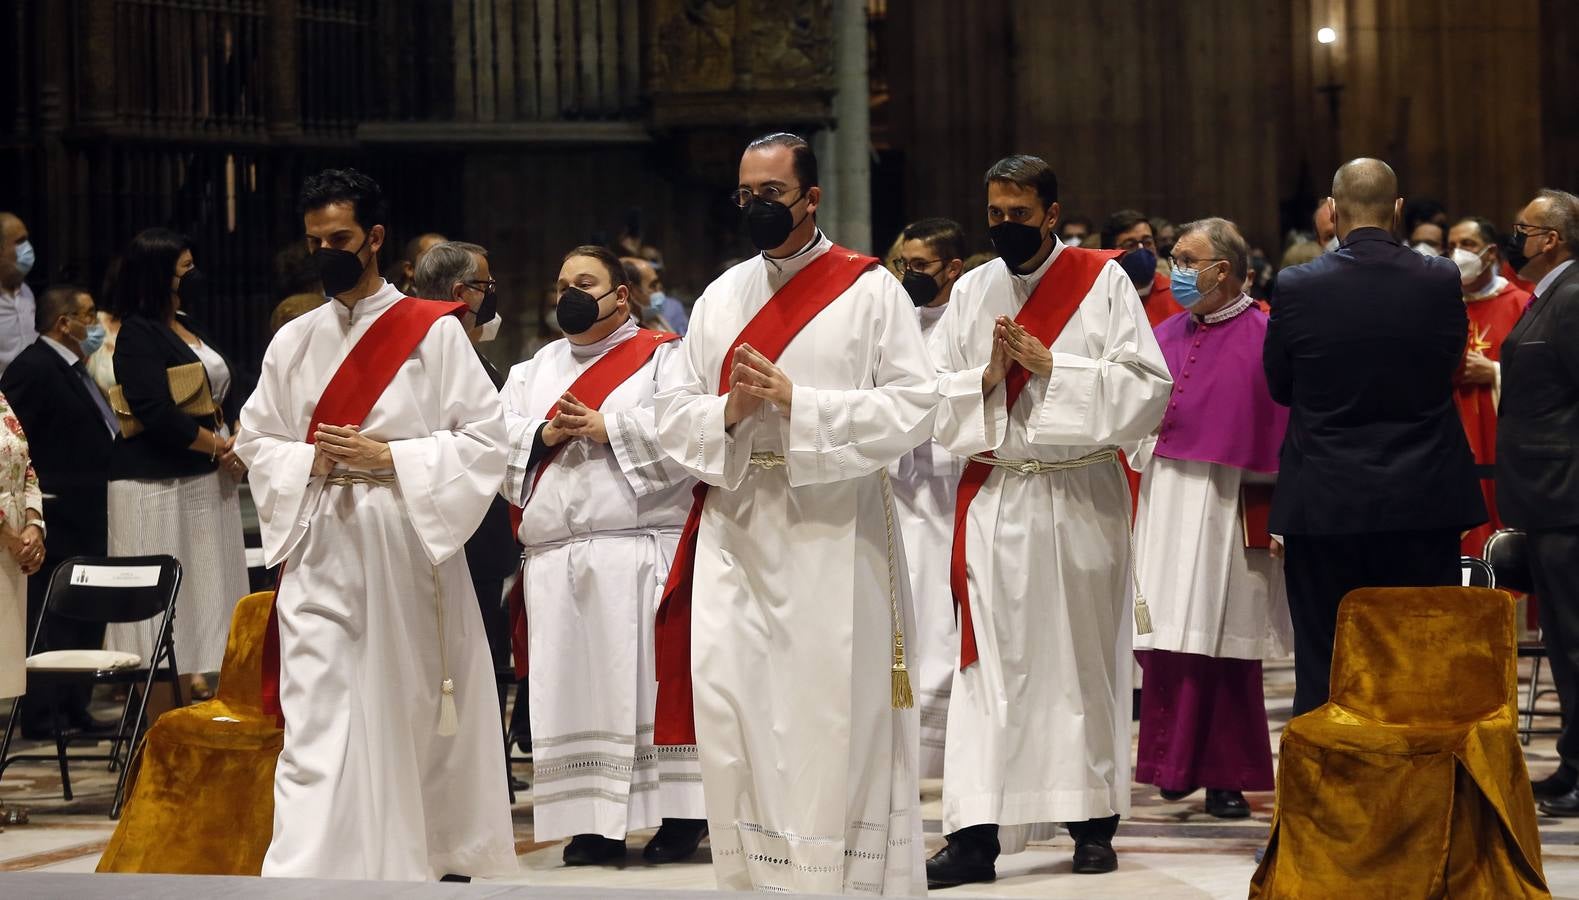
[825, 0, 870, 253]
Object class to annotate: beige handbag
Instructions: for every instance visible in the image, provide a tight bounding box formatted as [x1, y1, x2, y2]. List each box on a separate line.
[107, 362, 218, 438]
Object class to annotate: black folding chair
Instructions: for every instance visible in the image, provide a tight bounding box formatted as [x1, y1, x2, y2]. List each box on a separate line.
[0, 555, 183, 818]
[1483, 529, 1561, 745]
[1460, 556, 1495, 589]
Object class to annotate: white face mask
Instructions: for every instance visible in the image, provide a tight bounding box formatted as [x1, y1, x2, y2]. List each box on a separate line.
[1451, 247, 1489, 284]
[1411, 242, 1440, 258]
[477, 314, 502, 343]
[1323, 235, 1340, 253]
[1063, 236, 1084, 248]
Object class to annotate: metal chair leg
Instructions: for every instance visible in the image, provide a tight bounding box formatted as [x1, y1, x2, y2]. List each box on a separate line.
[52, 706, 72, 802]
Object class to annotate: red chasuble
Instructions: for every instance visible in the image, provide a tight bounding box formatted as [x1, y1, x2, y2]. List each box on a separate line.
[261, 297, 467, 721]
[504, 328, 681, 679]
[949, 248, 1121, 670]
[1143, 272, 1186, 328]
[1456, 281, 1531, 555]
[652, 247, 877, 746]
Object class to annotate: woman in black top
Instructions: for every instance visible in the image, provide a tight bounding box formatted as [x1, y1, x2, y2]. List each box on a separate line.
[104, 228, 249, 700]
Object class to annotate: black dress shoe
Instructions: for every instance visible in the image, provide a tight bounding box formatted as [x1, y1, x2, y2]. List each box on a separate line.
[1159, 786, 1198, 801]
[509, 775, 530, 792]
[1540, 787, 1579, 818]
[1071, 838, 1118, 874]
[1532, 769, 1577, 799]
[1205, 789, 1251, 819]
[926, 842, 996, 889]
[642, 818, 708, 863]
[438, 874, 471, 882]
[563, 834, 627, 866]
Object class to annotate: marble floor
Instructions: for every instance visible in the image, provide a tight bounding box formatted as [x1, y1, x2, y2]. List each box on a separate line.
[3, 660, 1578, 898]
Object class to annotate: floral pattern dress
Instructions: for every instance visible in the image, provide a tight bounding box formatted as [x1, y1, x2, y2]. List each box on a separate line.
[0, 392, 43, 699]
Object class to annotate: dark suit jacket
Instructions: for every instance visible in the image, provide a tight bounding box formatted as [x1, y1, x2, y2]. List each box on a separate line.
[1496, 261, 1579, 530]
[1263, 227, 1486, 535]
[109, 315, 243, 481]
[0, 338, 115, 553]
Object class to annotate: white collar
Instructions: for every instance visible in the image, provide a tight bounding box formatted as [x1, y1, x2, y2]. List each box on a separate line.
[569, 316, 641, 360]
[331, 279, 403, 327]
[1464, 274, 1508, 302]
[1198, 293, 1255, 324]
[39, 334, 82, 365]
[917, 301, 949, 324]
[1008, 239, 1065, 294]
[1535, 259, 1575, 299]
[0, 282, 29, 302]
[763, 230, 831, 282]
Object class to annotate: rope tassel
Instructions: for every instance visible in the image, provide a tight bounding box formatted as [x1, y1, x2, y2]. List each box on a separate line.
[1133, 592, 1153, 636]
[437, 679, 459, 736]
[891, 633, 914, 710]
[879, 470, 913, 710]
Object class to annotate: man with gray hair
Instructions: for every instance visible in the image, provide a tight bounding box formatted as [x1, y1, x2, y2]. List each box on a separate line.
[1264, 158, 1484, 717]
[411, 241, 502, 350]
[1131, 217, 1291, 820]
[1496, 188, 1579, 814]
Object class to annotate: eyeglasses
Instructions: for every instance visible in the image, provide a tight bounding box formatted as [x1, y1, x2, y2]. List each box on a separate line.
[1168, 254, 1227, 269]
[894, 257, 943, 275]
[463, 279, 497, 294]
[1512, 223, 1557, 239]
[732, 185, 803, 209]
[1118, 236, 1157, 252]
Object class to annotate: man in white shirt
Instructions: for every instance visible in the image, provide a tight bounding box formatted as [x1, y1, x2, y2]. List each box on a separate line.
[0, 213, 38, 376]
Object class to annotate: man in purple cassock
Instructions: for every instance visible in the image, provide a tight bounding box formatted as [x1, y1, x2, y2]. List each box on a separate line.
[1129, 218, 1292, 819]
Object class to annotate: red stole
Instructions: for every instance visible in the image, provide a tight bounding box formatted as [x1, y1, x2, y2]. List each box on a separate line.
[505, 328, 681, 679]
[652, 246, 877, 746]
[261, 297, 466, 721]
[948, 248, 1119, 670]
[1455, 281, 1531, 554]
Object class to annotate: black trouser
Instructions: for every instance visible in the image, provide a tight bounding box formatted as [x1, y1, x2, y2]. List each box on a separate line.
[1281, 529, 1462, 717]
[1529, 528, 1579, 771]
[949, 816, 1121, 858]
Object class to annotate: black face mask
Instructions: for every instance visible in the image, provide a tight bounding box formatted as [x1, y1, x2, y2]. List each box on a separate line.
[314, 234, 372, 297]
[988, 220, 1049, 272]
[472, 287, 498, 326]
[901, 269, 943, 307]
[1501, 229, 1534, 274]
[556, 286, 620, 335]
[744, 193, 808, 252]
[177, 268, 209, 310]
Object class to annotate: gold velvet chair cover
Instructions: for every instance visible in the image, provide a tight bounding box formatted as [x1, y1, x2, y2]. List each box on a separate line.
[1251, 587, 1548, 898]
[97, 591, 282, 875]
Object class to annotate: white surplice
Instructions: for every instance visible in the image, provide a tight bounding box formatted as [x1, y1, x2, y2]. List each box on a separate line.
[1131, 453, 1293, 660]
[234, 280, 517, 881]
[887, 301, 964, 779]
[654, 232, 936, 896]
[499, 319, 703, 842]
[932, 245, 1171, 848]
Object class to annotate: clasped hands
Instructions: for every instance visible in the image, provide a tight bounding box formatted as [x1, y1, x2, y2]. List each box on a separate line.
[543, 391, 609, 447]
[983, 316, 1053, 391]
[3, 521, 44, 576]
[724, 343, 793, 427]
[313, 424, 394, 475]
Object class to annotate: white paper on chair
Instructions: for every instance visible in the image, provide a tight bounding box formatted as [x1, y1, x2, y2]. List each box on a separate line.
[69, 564, 162, 588]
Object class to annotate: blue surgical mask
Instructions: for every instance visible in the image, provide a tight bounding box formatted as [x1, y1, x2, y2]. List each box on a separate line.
[1169, 261, 1223, 309]
[14, 240, 34, 277]
[80, 322, 107, 357]
[649, 290, 668, 310]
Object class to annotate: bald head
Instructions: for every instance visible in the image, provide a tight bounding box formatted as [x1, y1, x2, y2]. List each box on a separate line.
[0, 212, 28, 290]
[1331, 158, 1401, 236]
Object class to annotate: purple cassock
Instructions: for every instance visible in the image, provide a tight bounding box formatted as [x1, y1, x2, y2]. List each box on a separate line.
[1137, 298, 1286, 798]
[1151, 303, 1287, 473]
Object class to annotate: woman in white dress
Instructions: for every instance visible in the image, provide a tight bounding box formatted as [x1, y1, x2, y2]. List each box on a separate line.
[103, 228, 248, 700]
[0, 389, 45, 827]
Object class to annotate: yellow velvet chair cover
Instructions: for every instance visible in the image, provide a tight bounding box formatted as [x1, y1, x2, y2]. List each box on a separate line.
[97, 591, 283, 875]
[1251, 587, 1549, 899]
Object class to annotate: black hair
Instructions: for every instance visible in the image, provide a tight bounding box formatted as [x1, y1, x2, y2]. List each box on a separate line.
[297, 168, 388, 230]
[273, 242, 323, 300]
[900, 217, 966, 264]
[1101, 209, 1151, 250]
[563, 244, 628, 289]
[745, 133, 819, 189]
[36, 284, 87, 333]
[983, 155, 1059, 208]
[1060, 215, 1094, 234]
[110, 227, 190, 322]
[1403, 197, 1446, 232]
[1456, 217, 1500, 250]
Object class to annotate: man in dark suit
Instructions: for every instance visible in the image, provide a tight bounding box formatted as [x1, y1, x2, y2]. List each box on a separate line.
[1496, 188, 1579, 813]
[0, 285, 119, 735]
[1264, 158, 1486, 716]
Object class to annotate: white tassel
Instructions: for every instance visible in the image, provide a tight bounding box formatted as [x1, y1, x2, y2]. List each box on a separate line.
[1133, 592, 1153, 635]
[436, 678, 458, 736]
